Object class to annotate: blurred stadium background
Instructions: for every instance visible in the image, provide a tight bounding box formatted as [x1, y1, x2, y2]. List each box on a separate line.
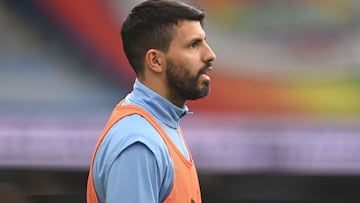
[1, 0, 360, 202]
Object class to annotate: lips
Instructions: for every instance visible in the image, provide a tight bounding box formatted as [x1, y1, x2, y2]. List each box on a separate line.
[204, 67, 212, 74]
[201, 73, 210, 81]
[198, 63, 213, 77]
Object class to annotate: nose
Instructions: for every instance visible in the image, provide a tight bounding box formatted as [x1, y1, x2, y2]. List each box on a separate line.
[203, 42, 216, 63]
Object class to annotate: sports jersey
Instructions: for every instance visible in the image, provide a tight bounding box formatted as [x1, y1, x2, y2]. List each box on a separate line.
[87, 79, 201, 203]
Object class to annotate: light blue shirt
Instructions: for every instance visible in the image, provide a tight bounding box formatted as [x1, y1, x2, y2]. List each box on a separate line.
[92, 79, 191, 203]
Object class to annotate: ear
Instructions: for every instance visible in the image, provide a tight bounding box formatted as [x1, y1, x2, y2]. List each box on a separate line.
[144, 49, 165, 73]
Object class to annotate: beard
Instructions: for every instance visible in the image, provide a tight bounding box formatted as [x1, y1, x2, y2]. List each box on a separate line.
[166, 59, 211, 100]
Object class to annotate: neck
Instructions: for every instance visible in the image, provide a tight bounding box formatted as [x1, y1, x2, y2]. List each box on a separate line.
[138, 77, 186, 108]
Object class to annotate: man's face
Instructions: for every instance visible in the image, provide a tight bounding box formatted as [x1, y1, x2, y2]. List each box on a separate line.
[165, 20, 216, 101]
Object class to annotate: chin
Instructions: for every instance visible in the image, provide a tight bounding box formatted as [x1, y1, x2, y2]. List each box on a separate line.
[187, 87, 210, 100]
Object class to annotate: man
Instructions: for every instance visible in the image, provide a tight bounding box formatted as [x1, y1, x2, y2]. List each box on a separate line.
[87, 0, 216, 202]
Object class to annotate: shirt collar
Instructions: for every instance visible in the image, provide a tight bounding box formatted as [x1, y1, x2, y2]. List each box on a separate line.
[124, 79, 192, 129]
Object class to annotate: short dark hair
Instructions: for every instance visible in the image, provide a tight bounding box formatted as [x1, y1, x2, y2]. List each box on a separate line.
[121, 0, 205, 75]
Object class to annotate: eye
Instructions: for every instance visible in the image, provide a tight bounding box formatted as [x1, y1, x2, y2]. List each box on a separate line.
[190, 41, 199, 48]
[189, 39, 201, 48]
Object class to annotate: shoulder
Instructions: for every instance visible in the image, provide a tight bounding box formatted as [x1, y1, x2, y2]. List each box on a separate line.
[92, 114, 174, 202]
[94, 113, 171, 171]
[107, 114, 167, 155]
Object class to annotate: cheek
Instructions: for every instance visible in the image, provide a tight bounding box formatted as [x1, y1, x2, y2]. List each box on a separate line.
[180, 55, 201, 72]
[167, 51, 201, 73]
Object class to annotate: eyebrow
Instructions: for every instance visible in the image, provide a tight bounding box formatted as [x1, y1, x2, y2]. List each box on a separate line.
[187, 37, 205, 46]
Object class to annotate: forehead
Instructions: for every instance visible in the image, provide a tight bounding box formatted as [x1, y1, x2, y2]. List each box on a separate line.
[171, 20, 205, 43]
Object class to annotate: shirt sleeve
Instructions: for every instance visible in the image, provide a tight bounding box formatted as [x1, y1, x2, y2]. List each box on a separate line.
[104, 142, 161, 203]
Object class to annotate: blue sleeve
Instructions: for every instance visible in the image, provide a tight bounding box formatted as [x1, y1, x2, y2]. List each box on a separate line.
[105, 142, 160, 203]
[93, 114, 174, 203]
